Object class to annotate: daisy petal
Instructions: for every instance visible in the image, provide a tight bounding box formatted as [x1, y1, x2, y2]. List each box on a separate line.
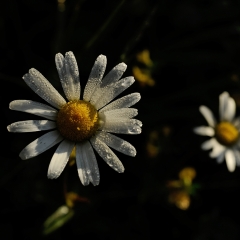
[96, 131, 136, 156]
[95, 77, 135, 110]
[209, 143, 226, 158]
[48, 140, 75, 179]
[224, 97, 236, 122]
[9, 100, 57, 120]
[199, 105, 216, 127]
[7, 120, 56, 132]
[219, 91, 229, 121]
[90, 136, 124, 173]
[99, 108, 138, 120]
[233, 150, 240, 166]
[90, 62, 127, 104]
[201, 138, 216, 150]
[193, 126, 215, 136]
[101, 62, 127, 87]
[83, 55, 107, 102]
[216, 151, 225, 164]
[19, 130, 63, 160]
[23, 68, 66, 109]
[225, 149, 236, 172]
[55, 52, 81, 101]
[76, 144, 89, 186]
[99, 93, 141, 113]
[55, 53, 65, 78]
[101, 119, 142, 134]
[76, 141, 100, 186]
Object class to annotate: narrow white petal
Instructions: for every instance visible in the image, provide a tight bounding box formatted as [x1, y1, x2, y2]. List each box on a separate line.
[76, 143, 89, 186]
[23, 68, 66, 109]
[219, 91, 229, 121]
[99, 93, 141, 113]
[101, 62, 127, 87]
[90, 62, 127, 104]
[99, 108, 138, 120]
[94, 77, 135, 110]
[199, 105, 216, 127]
[47, 140, 75, 179]
[193, 126, 215, 136]
[55, 53, 65, 79]
[216, 151, 225, 164]
[7, 120, 56, 132]
[19, 130, 63, 160]
[90, 136, 124, 173]
[9, 100, 57, 120]
[233, 150, 240, 166]
[224, 97, 236, 122]
[83, 55, 107, 101]
[209, 143, 226, 158]
[55, 52, 80, 101]
[225, 149, 236, 172]
[76, 141, 100, 186]
[101, 119, 142, 134]
[201, 138, 216, 150]
[96, 131, 136, 156]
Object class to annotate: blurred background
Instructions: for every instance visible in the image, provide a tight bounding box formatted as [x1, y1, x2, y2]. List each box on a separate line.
[1, 0, 240, 239]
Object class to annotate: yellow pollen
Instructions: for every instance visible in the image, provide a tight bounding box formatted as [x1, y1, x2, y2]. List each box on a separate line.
[56, 100, 99, 142]
[215, 122, 239, 146]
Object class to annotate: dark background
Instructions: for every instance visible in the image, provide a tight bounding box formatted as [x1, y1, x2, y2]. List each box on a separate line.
[1, 0, 240, 239]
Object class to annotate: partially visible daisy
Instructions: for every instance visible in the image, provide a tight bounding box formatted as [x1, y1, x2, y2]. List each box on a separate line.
[7, 52, 142, 186]
[194, 92, 240, 172]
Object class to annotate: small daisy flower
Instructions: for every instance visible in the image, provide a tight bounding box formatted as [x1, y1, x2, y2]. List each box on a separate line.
[194, 92, 240, 172]
[7, 52, 142, 186]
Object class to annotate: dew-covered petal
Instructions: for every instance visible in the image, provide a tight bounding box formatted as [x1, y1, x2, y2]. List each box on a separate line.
[83, 55, 107, 101]
[76, 141, 100, 186]
[199, 105, 216, 127]
[55, 53, 65, 79]
[7, 120, 56, 132]
[193, 126, 215, 137]
[19, 130, 63, 160]
[209, 142, 226, 158]
[99, 108, 138, 120]
[96, 131, 136, 156]
[216, 151, 225, 164]
[101, 62, 127, 87]
[94, 77, 135, 110]
[55, 52, 80, 101]
[99, 93, 141, 113]
[23, 68, 66, 109]
[47, 140, 75, 179]
[9, 100, 57, 120]
[219, 92, 236, 122]
[201, 138, 216, 150]
[90, 63, 127, 104]
[101, 119, 142, 134]
[225, 149, 236, 172]
[90, 136, 124, 173]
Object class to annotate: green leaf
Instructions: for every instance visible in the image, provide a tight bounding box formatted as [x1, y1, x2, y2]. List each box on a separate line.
[43, 205, 74, 235]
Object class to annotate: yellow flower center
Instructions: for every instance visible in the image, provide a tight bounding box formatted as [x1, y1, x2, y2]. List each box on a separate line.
[215, 122, 239, 146]
[56, 100, 99, 142]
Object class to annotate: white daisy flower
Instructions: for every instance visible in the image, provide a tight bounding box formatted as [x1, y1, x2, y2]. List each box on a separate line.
[7, 52, 142, 186]
[194, 91, 240, 172]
